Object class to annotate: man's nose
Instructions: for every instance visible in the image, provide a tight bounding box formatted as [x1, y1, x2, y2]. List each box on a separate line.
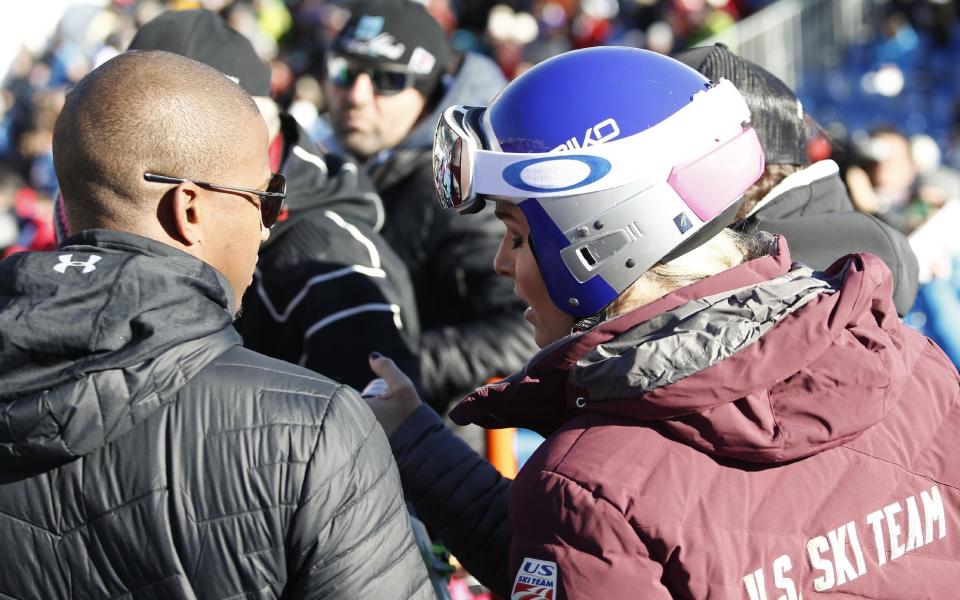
[347, 71, 377, 104]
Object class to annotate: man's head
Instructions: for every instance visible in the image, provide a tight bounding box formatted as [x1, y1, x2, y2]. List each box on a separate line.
[127, 9, 281, 139]
[674, 44, 808, 217]
[326, 0, 450, 159]
[863, 127, 917, 203]
[52, 50, 272, 313]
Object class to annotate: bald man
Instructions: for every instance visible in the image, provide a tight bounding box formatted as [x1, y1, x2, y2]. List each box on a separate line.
[0, 51, 430, 599]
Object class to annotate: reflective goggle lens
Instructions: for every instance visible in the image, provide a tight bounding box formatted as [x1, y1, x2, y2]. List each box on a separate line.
[433, 117, 464, 210]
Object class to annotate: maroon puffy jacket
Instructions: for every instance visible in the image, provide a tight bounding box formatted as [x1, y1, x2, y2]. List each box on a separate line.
[448, 237, 960, 599]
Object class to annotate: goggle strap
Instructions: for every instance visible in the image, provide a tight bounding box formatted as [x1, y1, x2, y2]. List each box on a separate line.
[467, 79, 753, 199]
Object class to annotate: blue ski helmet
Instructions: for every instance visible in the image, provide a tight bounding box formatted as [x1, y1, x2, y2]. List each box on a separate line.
[434, 47, 765, 318]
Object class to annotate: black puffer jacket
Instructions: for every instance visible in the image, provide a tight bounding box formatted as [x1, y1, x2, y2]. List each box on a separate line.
[0, 230, 430, 599]
[240, 114, 420, 391]
[368, 53, 537, 409]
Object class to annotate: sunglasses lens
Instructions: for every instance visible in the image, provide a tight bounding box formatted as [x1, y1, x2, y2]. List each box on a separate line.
[260, 173, 286, 227]
[328, 57, 356, 88]
[260, 197, 282, 227]
[372, 69, 410, 94]
[267, 172, 286, 196]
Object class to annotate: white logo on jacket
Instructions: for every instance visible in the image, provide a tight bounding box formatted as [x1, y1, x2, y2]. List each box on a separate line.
[512, 557, 557, 599]
[53, 254, 101, 274]
[742, 484, 948, 599]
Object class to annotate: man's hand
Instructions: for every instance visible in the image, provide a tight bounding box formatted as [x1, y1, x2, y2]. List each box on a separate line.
[364, 353, 423, 437]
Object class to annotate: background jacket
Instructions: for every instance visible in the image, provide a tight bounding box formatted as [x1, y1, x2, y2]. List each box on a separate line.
[367, 53, 538, 410]
[0, 230, 431, 599]
[733, 159, 919, 314]
[392, 237, 960, 599]
[239, 114, 421, 391]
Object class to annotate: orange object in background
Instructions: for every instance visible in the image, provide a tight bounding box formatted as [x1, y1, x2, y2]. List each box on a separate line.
[485, 428, 517, 478]
[483, 376, 518, 479]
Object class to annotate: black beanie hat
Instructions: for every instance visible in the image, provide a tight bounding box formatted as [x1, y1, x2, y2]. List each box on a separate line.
[332, 0, 450, 99]
[674, 44, 808, 166]
[128, 9, 271, 97]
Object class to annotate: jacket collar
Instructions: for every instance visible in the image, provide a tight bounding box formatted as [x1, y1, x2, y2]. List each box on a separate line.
[449, 236, 795, 434]
[745, 160, 841, 218]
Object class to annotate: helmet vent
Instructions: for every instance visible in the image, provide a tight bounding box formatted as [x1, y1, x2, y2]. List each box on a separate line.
[579, 247, 597, 266]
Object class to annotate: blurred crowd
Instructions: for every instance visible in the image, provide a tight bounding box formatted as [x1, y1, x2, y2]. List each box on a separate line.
[787, 0, 960, 365]
[0, 0, 770, 258]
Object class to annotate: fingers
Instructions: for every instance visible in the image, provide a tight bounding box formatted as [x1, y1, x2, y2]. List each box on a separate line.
[364, 352, 423, 437]
[368, 352, 413, 391]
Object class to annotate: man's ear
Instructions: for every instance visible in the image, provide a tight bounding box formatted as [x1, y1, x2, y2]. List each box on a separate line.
[170, 182, 205, 246]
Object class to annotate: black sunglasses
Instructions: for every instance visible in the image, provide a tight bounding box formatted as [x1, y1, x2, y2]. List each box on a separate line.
[144, 172, 286, 228]
[327, 56, 416, 96]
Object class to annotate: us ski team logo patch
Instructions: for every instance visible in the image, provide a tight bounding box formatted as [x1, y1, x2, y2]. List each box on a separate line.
[511, 557, 557, 599]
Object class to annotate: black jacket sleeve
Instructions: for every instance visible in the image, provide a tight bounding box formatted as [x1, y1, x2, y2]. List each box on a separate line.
[286, 386, 433, 598]
[296, 270, 422, 390]
[241, 261, 421, 392]
[390, 404, 513, 596]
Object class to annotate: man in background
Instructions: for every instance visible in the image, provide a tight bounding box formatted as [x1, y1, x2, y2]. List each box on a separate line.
[326, 0, 536, 414]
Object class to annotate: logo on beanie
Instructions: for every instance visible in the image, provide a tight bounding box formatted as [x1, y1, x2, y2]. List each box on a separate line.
[355, 15, 384, 40]
[342, 14, 406, 60]
[408, 47, 436, 75]
[343, 33, 405, 61]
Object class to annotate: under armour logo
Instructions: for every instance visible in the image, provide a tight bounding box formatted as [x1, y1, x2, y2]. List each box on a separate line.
[53, 254, 101, 274]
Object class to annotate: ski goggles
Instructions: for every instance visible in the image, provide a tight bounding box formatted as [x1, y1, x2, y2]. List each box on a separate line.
[327, 55, 417, 96]
[433, 79, 765, 222]
[144, 172, 287, 228]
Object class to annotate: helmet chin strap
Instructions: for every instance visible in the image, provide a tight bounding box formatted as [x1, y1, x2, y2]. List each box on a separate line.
[528, 231, 609, 333]
[571, 306, 608, 333]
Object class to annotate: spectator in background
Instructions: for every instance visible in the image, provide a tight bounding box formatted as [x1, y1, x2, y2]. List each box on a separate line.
[0, 50, 430, 598]
[675, 43, 920, 315]
[326, 0, 537, 415]
[128, 9, 421, 391]
[845, 126, 923, 232]
[0, 165, 55, 257]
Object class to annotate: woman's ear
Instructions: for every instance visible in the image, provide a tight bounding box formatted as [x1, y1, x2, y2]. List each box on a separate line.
[169, 182, 204, 246]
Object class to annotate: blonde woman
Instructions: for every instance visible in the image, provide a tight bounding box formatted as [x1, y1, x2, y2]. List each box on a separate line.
[366, 48, 960, 599]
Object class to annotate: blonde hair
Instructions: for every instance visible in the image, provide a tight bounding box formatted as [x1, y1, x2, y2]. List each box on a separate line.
[606, 229, 772, 317]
